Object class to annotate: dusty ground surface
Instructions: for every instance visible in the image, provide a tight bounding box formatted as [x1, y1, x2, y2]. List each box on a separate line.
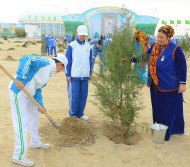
[0, 39, 190, 167]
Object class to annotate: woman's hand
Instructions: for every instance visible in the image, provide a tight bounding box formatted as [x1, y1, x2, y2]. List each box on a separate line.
[178, 84, 186, 93]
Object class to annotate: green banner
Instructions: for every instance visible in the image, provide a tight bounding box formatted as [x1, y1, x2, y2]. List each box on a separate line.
[161, 20, 167, 25]
[185, 20, 190, 24]
[170, 20, 175, 24]
[177, 20, 182, 24]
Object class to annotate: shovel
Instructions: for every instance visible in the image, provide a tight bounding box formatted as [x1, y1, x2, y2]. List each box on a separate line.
[0, 64, 65, 131]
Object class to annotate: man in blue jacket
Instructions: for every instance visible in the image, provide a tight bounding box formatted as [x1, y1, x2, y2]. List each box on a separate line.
[49, 35, 58, 56]
[9, 54, 68, 167]
[45, 35, 50, 55]
[66, 25, 92, 121]
[91, 38, 104, 76]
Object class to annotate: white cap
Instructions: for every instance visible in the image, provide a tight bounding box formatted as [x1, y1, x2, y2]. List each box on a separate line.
[53, 54, 68, 72]
[77, 25, 88, 36]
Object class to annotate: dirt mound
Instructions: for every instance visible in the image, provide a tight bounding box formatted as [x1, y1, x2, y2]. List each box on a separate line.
[101, 122, 142, 145]
[40, 117, 96, 147]
[4, 56, 16, 61]
[22, 41, 36, 47]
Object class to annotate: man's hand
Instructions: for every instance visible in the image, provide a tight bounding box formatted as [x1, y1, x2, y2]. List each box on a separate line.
[178, 84, 186, 93]
[16, 81, 24, 90]
[38, 107, 46, 114]
[66, 77, 71, 83]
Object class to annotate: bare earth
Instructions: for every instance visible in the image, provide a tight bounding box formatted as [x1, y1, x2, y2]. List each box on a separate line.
[0, 39, 190, 167]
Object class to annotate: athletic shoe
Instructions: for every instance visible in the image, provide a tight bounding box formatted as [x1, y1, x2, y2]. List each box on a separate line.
[80, 115, 89, 121]
[30, 143, 50, 149]
[12, 158, 35, 167]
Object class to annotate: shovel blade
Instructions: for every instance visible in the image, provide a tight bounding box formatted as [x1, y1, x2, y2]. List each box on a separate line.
[49, 120, 65, 131]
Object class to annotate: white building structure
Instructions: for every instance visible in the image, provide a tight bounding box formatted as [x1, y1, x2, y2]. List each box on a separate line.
[18, 4, 66, 38]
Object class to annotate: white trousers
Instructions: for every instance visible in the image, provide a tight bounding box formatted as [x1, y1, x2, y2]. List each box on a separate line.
[9, 90, 41, 160]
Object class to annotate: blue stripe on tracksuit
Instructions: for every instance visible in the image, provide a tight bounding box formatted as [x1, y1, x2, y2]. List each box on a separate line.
[66, 38, 92, 118]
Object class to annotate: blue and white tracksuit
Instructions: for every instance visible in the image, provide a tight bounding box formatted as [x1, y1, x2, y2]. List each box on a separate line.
[45, 37, 51, 55]
[66, 38, 92, 118]
[65, 33, 72, 44]
[91, 39, 104, 76]
[49, 37, 58, 56]
[9, 55, 56, 160]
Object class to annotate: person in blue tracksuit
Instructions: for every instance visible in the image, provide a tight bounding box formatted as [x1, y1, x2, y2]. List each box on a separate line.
[171, 37, 178, 45]
[49, 36, 58, 56]
[66, 25, 92, 121]
[9, 55, 68, 166]
[133, 39, 148, 83]
[45, 36, 50, 55]
[148, 35, 156, 46]
[94, 31, 99, 39]
[65, 33, 72, 45]
[91, 38, 104, 76]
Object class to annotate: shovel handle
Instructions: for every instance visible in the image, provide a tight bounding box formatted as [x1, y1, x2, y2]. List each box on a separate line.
[0, 64, 55, 123]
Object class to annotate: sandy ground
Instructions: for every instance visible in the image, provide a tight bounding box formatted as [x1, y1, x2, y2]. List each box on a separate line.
[0, 39, 190, 167]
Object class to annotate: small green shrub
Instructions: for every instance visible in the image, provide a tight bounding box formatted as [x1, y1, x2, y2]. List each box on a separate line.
[7, 48, 15, 50]
[22, 41, 36, 47]
[15, 32, 26, 38]
[3, 36, 7, 40]
[92, 21, 144, 138]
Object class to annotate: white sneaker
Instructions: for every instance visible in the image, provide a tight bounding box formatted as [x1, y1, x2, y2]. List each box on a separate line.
[12, 158, 35, 167]
[30, 143, 50, 149]
[80, 115, 89, 121]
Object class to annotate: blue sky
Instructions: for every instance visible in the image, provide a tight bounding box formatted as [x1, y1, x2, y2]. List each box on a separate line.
[0, 0, 189, 23]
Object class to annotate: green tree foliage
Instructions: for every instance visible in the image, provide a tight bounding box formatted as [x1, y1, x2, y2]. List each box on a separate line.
[92, 22, 144, 136]
[135, 23, 157, 35]
[41, 40, 46, 55]
[15, 32, 26, 38]
[178, 33, 190, 53]
[64, 21, 84, 34]
[0, 32, 16, 38]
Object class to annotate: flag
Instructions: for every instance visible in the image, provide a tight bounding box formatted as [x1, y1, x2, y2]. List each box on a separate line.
[170, 20, 175, 24]
[54, 16, 56, 22]
[177, 20, 182, 24]
[49, 16, 50, 21]
[185, 20, 190, 24]
[161, 20, 167, 25]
